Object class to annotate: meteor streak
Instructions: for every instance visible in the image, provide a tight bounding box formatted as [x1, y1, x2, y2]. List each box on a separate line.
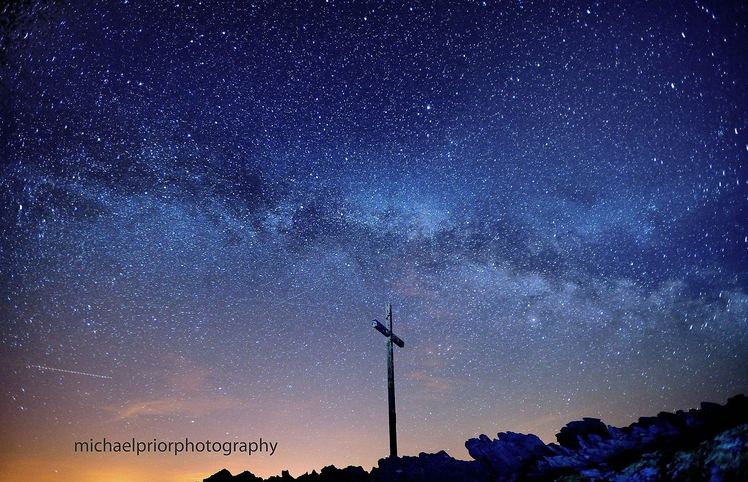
[27, 364, 112, 379]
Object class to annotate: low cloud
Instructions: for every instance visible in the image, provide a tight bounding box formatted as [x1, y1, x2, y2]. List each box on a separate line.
[113, 396, 241, 420]
[405, 369, 457, 394]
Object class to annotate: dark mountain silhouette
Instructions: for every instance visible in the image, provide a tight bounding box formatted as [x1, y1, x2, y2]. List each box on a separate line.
[205, 394, 748, 481]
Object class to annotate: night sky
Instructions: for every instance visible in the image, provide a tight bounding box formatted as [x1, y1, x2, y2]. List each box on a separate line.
[1, 1, 747, 481]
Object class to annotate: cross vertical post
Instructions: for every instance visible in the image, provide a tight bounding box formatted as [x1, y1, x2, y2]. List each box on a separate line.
[370, 302, 405, 459]
[386, 303, 397, 458]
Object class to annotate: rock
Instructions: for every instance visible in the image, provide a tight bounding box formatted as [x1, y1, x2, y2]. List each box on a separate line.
[234, 470, 264, 481]
[666, 450, 700, 481]
[266, 470, 295, 482]
[371, 450, 487, 482]
[203, 468, 267, 481]
[703, 423, 748, 482]
[465, 432, 557, 480]
[614, 452, 664, 482]
[205, 469, 237, 481]
[556, 417, 610, 449]
[317, 465, 368, 482]
[204, 395, 748, 482]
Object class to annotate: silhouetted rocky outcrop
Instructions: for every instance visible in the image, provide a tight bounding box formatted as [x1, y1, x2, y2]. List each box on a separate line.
[208, 466, 368, 482]
[205, 394, 748, 482]
[371, 450, 489, 482]
[206, 468, 264, 482]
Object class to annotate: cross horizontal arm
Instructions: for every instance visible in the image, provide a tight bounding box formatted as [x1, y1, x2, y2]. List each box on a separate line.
[371, 320, 405, 348]
[372, 320, 391, 337]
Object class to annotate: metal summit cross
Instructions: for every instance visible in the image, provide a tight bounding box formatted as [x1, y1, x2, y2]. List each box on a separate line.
[371, 303, 405, 458]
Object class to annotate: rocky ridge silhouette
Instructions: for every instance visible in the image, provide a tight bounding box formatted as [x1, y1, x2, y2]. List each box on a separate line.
[205, 394, 748, 482]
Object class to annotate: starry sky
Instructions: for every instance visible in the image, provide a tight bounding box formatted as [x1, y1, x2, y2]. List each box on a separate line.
[1, 1, 747, 481]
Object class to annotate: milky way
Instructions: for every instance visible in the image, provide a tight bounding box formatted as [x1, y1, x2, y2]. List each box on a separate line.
[1, 1, 747, 480]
